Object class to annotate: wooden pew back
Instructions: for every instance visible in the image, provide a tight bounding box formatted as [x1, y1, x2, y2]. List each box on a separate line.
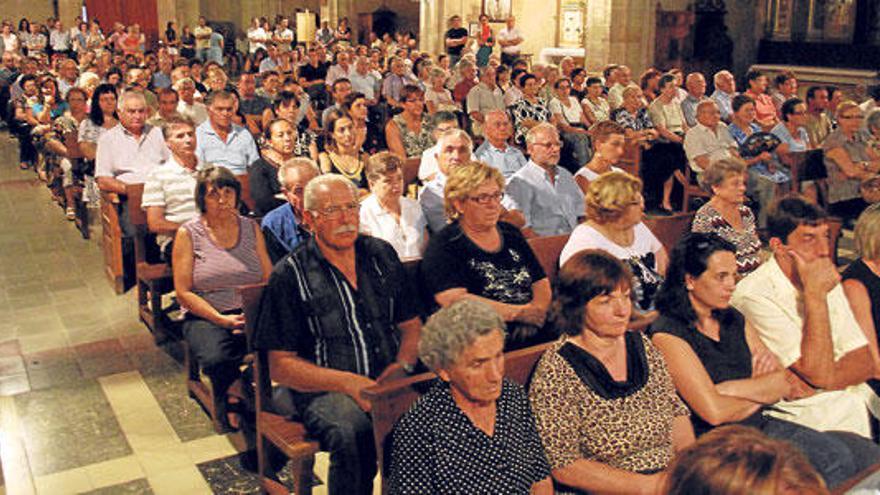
[362, 341, 553, 492]
[99, 190, 125, 293]
[527, 234, 570, 282]
[643, 212, 695, 254]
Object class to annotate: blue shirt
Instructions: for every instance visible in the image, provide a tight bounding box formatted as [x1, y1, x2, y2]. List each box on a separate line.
[505, 160, 585, 237]
[418, 173, 448, 234]
[770, 122, 809, 152]
[195, 121, 259, 174]
[729, 122, 791, 184]
[711, 90, 736, 123]
[261, 202, 308, 261]
[680, 94, 705, 128]
[474, 140, 527, 179]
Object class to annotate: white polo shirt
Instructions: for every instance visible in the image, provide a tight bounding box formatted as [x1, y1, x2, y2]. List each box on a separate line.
[683, 122, 737, 173]
[732, 256, 872, 437]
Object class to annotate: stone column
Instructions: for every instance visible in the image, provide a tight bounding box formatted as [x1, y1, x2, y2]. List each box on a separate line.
[584, 0, 656, 74]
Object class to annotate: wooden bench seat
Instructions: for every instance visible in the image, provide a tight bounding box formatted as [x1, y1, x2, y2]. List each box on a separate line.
[241, 284, 320, 495]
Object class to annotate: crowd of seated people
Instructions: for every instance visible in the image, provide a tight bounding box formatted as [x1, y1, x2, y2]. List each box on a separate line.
[7, 10, 880, 494]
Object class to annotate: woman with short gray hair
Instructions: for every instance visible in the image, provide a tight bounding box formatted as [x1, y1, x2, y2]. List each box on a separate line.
[692, 158, 763, 277]
[388, 299, 553, 494]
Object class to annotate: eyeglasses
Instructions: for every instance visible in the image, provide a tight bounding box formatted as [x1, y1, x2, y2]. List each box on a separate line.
[467, 191, 503, 205]
[312, 202, 360, 219]
[533, 141, 562, 148]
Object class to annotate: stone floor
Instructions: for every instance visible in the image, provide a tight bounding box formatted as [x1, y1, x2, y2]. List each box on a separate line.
[0, 133, 347, 495]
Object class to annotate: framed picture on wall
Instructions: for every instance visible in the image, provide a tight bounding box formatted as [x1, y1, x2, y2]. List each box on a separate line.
[483, 0, 513, 22]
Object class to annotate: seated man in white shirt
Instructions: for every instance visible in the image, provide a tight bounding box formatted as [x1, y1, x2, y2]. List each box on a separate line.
[474, 109, 526, 179]
[418, 111, 474, 183]
[732, 197, 879, 438]
[505, 123, 584, 237]
[141, 116, 201, 262]
[683, 100, 738, 174]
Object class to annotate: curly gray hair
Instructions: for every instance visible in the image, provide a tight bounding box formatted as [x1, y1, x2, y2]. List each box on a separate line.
[419, 300, 507, 371]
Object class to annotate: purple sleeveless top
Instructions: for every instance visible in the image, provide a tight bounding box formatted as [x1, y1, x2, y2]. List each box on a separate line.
[183, 215, 263, 313]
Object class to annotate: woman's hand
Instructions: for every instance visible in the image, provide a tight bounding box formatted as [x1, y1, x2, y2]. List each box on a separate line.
[217, 313, 246, 332]
[752, 348, 782, 376]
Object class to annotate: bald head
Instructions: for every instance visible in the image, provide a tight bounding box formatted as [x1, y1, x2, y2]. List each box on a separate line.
[686, 72, 706, 98]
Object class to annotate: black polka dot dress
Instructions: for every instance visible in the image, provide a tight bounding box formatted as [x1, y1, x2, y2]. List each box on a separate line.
[388, 378, 551, 494]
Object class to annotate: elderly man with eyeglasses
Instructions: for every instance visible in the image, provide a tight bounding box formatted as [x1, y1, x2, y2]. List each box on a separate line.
[505, 123, 585, 237]
[254, 173, 422, 495]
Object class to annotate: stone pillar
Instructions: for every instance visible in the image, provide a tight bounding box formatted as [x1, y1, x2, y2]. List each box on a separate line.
[584, 0, 655, 74]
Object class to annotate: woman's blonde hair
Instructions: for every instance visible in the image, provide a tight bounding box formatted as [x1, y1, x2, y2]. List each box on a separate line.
[855, 203, 880, 260]
[835, 100, 860, 120]
[444, 161, 505, 221]
[584, 171, 643, 224]
[666, 425, 828, 495]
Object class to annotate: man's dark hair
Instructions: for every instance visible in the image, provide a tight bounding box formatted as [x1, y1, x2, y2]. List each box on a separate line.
[204, 89, 233, 106]
[431, 110, 458, 129]
[780, 97, 804, 122]
[658, 73, 676, 90]
[586, 76, 602, 87]
[766, 196, 828, 244]
[331, 77, 351, 92]
[805, 85, 826, 103]
[731, 94, 755, 113]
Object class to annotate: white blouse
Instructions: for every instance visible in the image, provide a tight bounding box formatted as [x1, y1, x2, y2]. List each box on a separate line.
[359, 195, 428, 262]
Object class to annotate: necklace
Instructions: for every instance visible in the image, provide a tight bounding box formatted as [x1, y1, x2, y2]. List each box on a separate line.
[329, 151, 363, 180]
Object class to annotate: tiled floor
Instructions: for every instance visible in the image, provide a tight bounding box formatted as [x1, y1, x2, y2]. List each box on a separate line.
[0, 133, 349, 495]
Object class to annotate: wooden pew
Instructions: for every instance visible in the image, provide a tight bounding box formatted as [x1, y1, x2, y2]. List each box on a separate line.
[99, 190, 126, 294]
[675, 167, 711, 212]
[362, 342, 554, 494]
[125, 183, 179, 344]
[240, 284, 320, 495]
[643, 212, 695, 254]
[618, 140, 642, 179]
[527, 234, 570, 282]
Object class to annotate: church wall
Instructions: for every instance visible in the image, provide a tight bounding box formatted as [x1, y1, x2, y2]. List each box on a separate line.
[0, 0, 60, 26]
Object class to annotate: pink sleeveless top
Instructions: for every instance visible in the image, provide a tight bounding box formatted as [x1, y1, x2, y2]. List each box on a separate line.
[183, 215, 263, 313]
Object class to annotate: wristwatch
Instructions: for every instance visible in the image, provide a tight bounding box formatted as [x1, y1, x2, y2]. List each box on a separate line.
[398, 359, 415, 374]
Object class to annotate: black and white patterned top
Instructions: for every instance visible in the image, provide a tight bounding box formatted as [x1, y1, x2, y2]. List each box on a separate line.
[388, 379, 552, 494]
[508, 97, 551, 146]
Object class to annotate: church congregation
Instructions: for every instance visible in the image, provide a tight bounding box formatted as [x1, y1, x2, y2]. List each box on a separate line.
[5, 4, 880, 494]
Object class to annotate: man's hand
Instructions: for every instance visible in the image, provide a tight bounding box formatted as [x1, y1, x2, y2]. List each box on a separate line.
[791, 249, 840, 297]
[347, 374, 378, 412]
[376, 362, 408, 384]
[784, 369, 816, 400]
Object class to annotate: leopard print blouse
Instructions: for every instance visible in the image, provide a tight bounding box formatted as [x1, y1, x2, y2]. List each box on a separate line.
[529, 333, 689, 479]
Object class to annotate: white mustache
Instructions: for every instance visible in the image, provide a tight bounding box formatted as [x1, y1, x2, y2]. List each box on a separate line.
[333, 225, 357, 235]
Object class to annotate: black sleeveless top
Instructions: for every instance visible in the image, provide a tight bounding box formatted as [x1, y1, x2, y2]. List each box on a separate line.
[650, 308, 766, 436]
[842, 259, 880, 394]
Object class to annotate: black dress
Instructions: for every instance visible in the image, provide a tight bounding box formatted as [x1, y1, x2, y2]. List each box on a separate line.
[842, 259, 880, 394]
[649, 309, 765, 436]
[420, 221, 549, 350]
[248, 158, 285, 217]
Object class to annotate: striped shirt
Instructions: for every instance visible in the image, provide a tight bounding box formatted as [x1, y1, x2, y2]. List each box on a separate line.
[182, 215, 264, 313]
[254, 236, 419, 384]
[141, 156, 201, 246]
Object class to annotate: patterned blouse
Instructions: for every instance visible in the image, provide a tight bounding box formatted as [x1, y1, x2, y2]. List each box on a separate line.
[392, 113, 434, 158]
[529, 333, 688, 492]
[509, 97, 551, 146]
[692, 202, 764, 276]
[389, 379, 551, 494]
[614, 107, 654, 131]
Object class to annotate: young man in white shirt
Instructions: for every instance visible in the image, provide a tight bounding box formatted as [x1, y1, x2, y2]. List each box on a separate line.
[732, 197, 878, 437]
